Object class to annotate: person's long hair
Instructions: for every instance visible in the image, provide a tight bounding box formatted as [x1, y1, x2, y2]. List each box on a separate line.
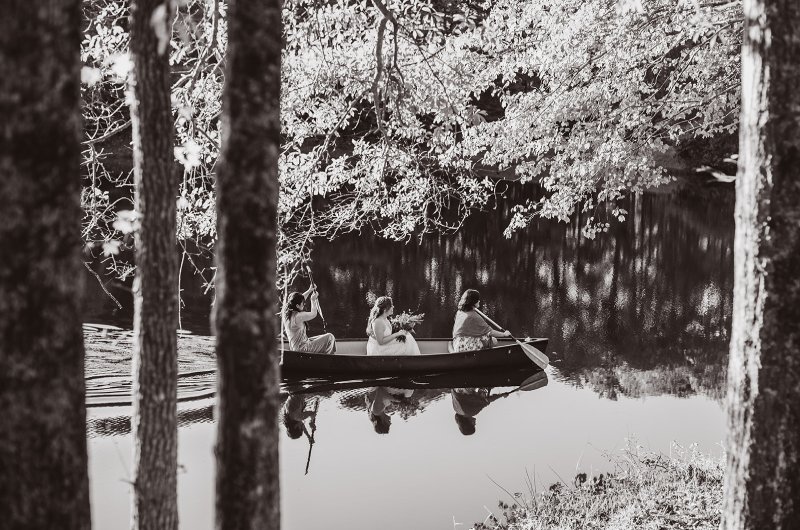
[283, 292, 306, 322]
[366, 296, 393, 335]
[370, 412, 391, 434]
[282, 407, 304, 439]
[458, 289, 481, 312]
[454, 413, 476, 436]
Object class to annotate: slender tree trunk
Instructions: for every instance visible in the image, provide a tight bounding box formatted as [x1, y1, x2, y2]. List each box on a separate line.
[723, 0, 800, 528]
[213, 0, 282, 527]
[128, 0, 179, 528]
[0, 1, 90, 528]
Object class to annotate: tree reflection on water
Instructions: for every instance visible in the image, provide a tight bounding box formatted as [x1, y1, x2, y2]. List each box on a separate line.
[83, 185, 733, 401]
[310, 185, 733, 401]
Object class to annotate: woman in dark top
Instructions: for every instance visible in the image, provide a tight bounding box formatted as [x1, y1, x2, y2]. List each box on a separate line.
[451, 289, 511, 352]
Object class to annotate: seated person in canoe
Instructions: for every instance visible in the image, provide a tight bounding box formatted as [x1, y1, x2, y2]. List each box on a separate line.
[366, 296, 421, 356]
[283, 286, 336, 354]
[451, 289, 511, 352]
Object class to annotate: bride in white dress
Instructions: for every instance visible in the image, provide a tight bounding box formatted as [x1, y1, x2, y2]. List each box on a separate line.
[366, 296, 421, 356]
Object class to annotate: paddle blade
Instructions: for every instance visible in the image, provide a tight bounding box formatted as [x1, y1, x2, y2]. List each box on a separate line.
[518, 341, 549, 369]
[518, 371, 548, 391]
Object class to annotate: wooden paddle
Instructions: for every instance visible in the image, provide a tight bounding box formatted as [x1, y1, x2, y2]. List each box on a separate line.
[514, 370, 549, 392]
[303, 397, 320, 475]
[304, 263, 327, 332]
[473, 308, 549, 369]
[493, 371, 549, 398]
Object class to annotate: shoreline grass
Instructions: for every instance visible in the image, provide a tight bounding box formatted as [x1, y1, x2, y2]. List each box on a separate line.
[475, 442, 723, 530]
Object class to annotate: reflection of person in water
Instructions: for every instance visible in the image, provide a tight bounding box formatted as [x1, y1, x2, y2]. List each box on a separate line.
[281, 394, 316, 439]
[365, 387, 413, 434]
[451, 289, 512, 352]
[451, 387, 506, 436]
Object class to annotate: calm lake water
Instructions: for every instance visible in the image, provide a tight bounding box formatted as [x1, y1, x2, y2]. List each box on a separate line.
[84, 183, 733, 529]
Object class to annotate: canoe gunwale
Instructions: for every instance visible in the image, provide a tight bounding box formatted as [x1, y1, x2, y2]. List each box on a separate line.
[280, 337, 548, 376]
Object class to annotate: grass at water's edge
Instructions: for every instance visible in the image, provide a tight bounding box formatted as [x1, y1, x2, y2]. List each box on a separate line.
[474, 442, 723, 530]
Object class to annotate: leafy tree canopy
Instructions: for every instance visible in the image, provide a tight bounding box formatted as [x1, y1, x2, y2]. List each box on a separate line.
[80, 0, 741, 285]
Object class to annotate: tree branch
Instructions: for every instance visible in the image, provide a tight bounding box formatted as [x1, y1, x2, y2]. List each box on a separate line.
[372, 17, 388, 135]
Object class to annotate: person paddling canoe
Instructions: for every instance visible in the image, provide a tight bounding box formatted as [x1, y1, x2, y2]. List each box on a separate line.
[451, 289, 511, 352]
[283, 285, 336, 354]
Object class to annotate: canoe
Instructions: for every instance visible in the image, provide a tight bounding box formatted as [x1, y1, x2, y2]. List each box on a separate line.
[280, 337, 548, 377]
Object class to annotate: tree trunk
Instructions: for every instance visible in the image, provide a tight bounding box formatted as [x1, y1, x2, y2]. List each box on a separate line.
[213, 0, 282, 527]
[723, 0, 800, 528]
[0, 1, 91, 528]
[128, 1, 179, 529]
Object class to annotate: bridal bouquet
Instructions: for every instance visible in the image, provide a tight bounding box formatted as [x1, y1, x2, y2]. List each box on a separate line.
[390, 311, 425, 342]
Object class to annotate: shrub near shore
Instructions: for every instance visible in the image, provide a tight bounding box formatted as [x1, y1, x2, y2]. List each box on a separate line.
[475, 443, 722, 530]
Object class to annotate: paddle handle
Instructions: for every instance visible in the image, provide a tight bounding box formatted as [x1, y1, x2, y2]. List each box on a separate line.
[304, 263, 316, 290]
[473, 308, 506, 333]
[304, 264, 327, 327]
[303, 398, 320, 475]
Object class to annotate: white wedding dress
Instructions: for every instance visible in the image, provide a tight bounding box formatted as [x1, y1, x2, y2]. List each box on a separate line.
[367, 318, 421, 356]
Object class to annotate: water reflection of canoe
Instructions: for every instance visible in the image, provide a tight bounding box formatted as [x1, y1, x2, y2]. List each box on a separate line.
[87, 370, 548, 437]
[282, 367, 548, 395]
[280, 337, 548, 377]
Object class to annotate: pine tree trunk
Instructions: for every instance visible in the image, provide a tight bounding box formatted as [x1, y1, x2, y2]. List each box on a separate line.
[128, 1, 179, 529]
[213, 0, 282, 527]
[0, 1, 91, 528]
[723, 0, 800, 527]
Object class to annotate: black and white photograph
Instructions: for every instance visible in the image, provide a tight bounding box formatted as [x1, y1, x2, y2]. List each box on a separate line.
[1, 0, 798, 528]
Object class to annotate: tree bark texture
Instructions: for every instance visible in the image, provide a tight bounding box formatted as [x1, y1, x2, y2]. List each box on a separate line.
[0, 1, 91, 528]
[128, 1, 179, 529]
[723, 0, 800, 528]
[213, 0, 282, 528]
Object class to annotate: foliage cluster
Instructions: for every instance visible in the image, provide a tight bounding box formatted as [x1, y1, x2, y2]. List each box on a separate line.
[79, 0, 741, 285]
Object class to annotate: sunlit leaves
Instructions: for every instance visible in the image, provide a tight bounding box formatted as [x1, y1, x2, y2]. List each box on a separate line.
[112, 210, 139, 234]
[102, 240, 123, 256]
[81, 66, 102, 86]
[174, 140, 202, 169]
[80, 0, 741, 286]
[149, 4, 170, 56]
